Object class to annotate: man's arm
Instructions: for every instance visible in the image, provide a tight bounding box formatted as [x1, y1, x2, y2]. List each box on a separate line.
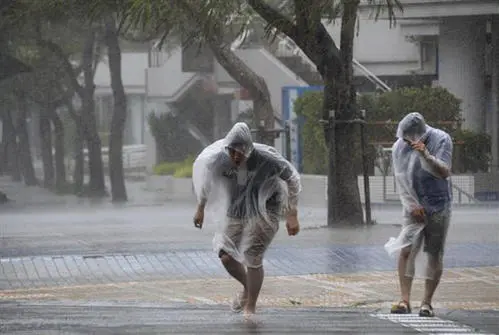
[278, 163, 301, 217]
[196, 152, 226, 210]
[420, 134, 453, 178]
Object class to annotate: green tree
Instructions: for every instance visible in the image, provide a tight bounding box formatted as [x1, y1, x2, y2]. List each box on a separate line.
[103, 0, 277, 145]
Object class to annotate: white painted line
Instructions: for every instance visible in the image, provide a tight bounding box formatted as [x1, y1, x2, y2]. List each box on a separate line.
[371, 313, 495, 334]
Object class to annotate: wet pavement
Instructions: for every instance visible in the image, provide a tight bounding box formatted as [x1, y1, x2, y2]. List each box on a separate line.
[1, 301, 498, 334]
[0, 179, 498, 334]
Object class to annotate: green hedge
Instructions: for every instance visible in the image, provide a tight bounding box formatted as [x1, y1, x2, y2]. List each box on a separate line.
[295, 86, 491, 175]
[153, 155, 194, 178]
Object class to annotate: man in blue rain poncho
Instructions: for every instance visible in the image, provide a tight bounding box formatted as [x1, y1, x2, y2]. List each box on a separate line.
[386, 112, 453, 317]
[192, 122, 301, 317]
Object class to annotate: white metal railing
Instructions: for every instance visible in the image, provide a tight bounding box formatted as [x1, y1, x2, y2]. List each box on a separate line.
[271, 31, 392, 92]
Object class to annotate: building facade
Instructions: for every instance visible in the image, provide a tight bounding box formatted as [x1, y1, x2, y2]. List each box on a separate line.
[93, 0, 498, 172]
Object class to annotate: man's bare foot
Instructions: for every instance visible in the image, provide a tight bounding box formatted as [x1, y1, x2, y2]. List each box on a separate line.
[243, 306, 256, 318]
[230, 291, 248, 313]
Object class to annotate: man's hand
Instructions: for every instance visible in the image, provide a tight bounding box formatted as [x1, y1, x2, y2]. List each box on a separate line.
[193, 206, 204, 229]
[410, 140, 426, 154]
[286, 215, 300, 236]
[411, 206, 426, 224]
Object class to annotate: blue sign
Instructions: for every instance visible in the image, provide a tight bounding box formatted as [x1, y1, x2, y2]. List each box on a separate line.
[282, 85, 323, 172]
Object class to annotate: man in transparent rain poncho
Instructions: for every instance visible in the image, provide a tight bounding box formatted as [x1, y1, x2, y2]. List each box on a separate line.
[386, 112, 453, 317]
[192, 122, 301, 317]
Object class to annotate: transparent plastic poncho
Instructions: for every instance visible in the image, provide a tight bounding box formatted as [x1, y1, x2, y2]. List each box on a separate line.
[192, 122, 301, 268]
[384, 113, 453, 279]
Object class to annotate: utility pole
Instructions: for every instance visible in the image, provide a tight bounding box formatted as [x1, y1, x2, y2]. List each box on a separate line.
[360, 109, 372, 225]
[324, 109, 338, 226]
[250, 123, 290, 160]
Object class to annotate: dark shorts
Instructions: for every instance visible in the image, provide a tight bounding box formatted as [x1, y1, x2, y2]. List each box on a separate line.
[421, 208, 451, 259]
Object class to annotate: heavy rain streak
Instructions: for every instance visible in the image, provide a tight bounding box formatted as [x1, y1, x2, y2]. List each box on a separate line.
[0, 0, 498, 334]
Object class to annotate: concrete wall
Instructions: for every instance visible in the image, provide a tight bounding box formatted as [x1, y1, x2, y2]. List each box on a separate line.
[146, 48, 199, 99]
[325, 19, 428, 76]
[94, 52, 148, 95]
[492, 18, 499, 171]
[437, 17, 487, 133]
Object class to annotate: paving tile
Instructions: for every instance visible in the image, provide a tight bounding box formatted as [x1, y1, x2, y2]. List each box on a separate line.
[0, 242, 498, 289]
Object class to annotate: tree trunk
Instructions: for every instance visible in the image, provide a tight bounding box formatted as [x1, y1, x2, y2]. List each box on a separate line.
[208, 42, 274, 146]
[39, 108, 55, 188]
[104, 16, 128, 202]
[209, 43, 274, 146]
[2, 110, 21, 181]
[73, 116, 85, 195]
[179, 0, 275, 146]
[81, 91, 106, 196]
[49, 108, 66, 190]
[253, 91, 275, 145]
[1, 114, 10, 175]
[16, 105, 37, 186]
[80, 31, 106, 197]
[248, 0, 364, 225]
[40, 29, 105, 195]
[333, 0, 363, 224]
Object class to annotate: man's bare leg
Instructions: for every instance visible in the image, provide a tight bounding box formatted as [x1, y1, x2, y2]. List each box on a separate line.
[397, 248, 414, 307]
[244, 266, 264, 315]
[422, 256, 443, 305]
[220, 253, 248, 302]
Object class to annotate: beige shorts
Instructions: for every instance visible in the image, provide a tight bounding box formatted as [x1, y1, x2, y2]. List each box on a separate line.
[218, 216, 279, 268]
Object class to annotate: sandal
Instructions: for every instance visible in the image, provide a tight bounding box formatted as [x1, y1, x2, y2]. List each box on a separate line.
[390, 300, 412, 314]
[419, 302, 435, 317]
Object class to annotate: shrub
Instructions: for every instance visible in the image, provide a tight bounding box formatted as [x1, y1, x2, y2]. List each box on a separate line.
[293, 91, 328, 175]
[295, 86, 491, 174]
[153, 162, 182, 175]
[173, 164, 193, 178]
[153, 155, 196, 177]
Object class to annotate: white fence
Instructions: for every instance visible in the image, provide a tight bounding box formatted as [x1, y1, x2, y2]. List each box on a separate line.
[145, 174, 481, 206]
[84, 144, 147, 170]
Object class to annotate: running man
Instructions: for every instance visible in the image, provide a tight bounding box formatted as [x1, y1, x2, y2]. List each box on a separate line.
[192, 122, 301, 317]
[388, 112, 453, 317]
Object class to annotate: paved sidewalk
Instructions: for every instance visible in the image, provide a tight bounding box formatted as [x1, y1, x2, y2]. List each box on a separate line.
[1, 242, 498, 289]
[2, 266, 498, 311]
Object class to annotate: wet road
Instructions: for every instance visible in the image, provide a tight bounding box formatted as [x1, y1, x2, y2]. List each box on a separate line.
[1, 301, 498, 335]
[1, 201, 498, 334]
[1, 203, 498, 257]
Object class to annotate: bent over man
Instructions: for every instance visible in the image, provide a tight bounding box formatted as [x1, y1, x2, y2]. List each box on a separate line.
[192, 122, 301, 317]
[388, 112, 453, 317]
